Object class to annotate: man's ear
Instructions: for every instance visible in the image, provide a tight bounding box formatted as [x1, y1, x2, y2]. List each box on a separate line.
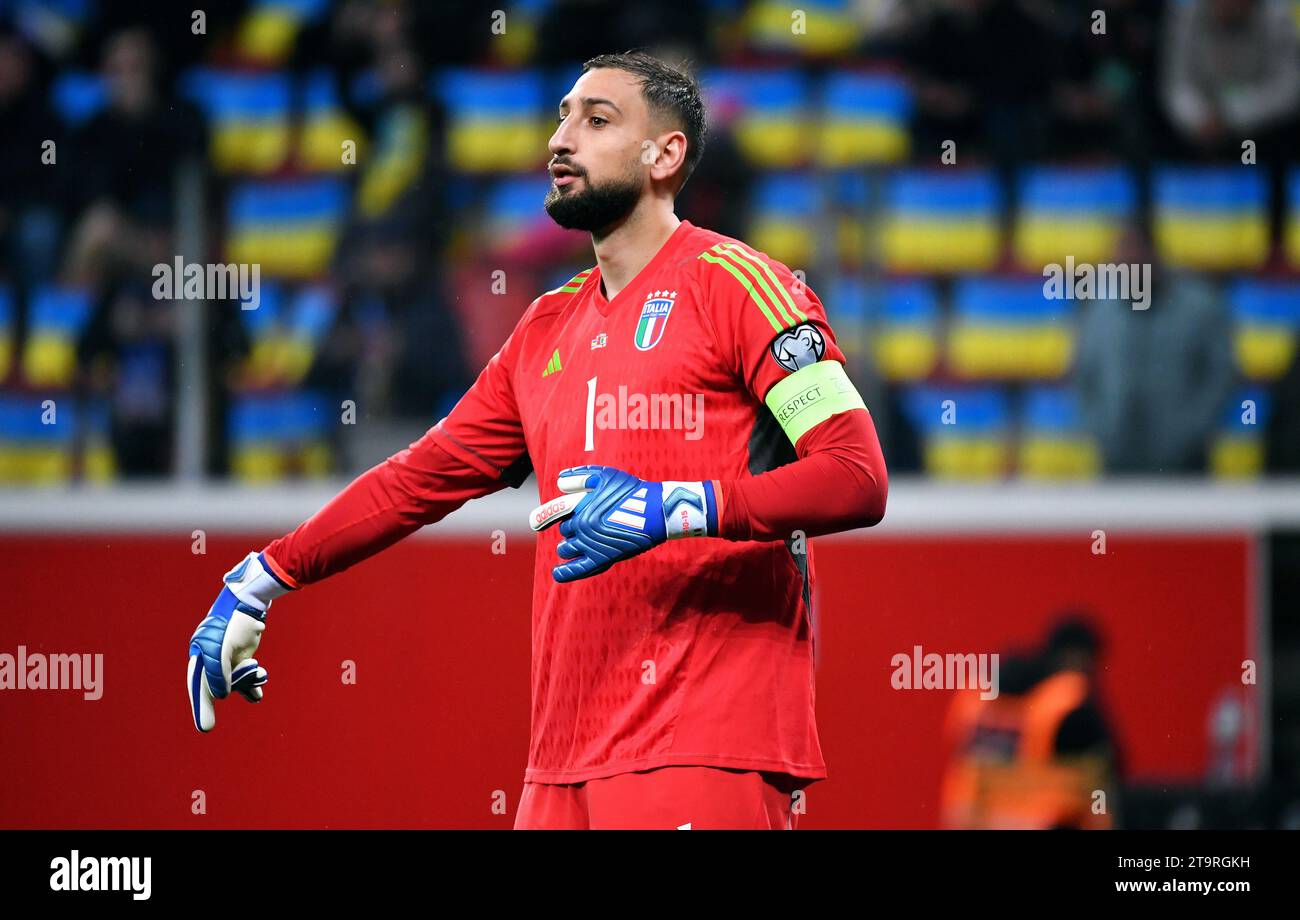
[646, 130, 688, 187]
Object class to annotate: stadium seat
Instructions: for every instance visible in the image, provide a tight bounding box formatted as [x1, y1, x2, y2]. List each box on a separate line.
[491, 0, 550, 64]
[239, 283, 338, 387]
[229, 390, 333, 481]
[355, 104, 428, 218]
[827, 171, 872, 265]
[299, 70, 366, 174]
[903, 385, 1011, 480]
[1286, 168, 1300, 269]
[1211, 387, 1272, 478]
[238, 281, 285, 386]
[816, 72, 911, 166]
[743, 0, 864, 56]
[702, 69, 812, 168]
[869, 278, 941, 382]
[1017, 386, 1100, 480]
[81, 399, 115, 480]
[880, 169, 1003, 273]
[1229, 278, 1300, 380]
[948, 276, 1075, 379]
[0, 395, 113, 484]
[1153, 166, 1269, 270]
[436, 69, 547, 173]
[182, 68, 292, 174]
[824, 273, 869, 372]
[0, 284, 12, 382]
[485, 174, 554, 244]
[747, 172, 821, 267]
[21, 285, 93, 388]
[50, 71, 107, 126]
[1013, 165, 1136, 269]
[283, 285, 339, 382]
[226, 178, 349, 279]
[235, 0, 329, 67]
[348, 68, 384, 109]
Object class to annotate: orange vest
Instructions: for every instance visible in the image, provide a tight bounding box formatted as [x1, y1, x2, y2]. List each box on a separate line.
[940, 672, 1113, 829]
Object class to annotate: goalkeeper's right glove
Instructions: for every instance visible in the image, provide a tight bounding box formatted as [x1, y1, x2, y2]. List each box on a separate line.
[187, 552, 291, 733]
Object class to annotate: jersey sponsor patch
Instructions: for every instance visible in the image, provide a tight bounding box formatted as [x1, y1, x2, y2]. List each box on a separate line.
[769, 322, 825, 372]
[635, 291, 677, 351]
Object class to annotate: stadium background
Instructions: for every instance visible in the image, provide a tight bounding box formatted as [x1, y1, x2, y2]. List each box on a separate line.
[1, 0, 1299, 828]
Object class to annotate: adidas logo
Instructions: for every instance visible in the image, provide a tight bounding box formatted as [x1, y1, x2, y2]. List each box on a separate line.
[542, 349, 563, 377]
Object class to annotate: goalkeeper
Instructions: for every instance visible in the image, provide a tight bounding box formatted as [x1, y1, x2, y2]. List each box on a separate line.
[188, 51, 888, 830]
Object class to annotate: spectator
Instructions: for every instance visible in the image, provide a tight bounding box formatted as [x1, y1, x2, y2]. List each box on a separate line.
[1049, 0, 1162, 164]
[61, 28, 203, 286]
[0, 30, 62, 291]
[1074, 229, 1235, 473]
[1265, 333, 1300, 471]
[940, 614, 1120, 830]
[331, 36, 470, 422]
[675, 84, 753, 242]
[77, 279, 176, 477]
[1160, 0, 1300, 156]
[905, 0, 1059, 169]
[533, 0, 711, 67]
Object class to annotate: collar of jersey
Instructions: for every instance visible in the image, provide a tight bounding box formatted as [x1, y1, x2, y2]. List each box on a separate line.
[588, 219, 694, 318]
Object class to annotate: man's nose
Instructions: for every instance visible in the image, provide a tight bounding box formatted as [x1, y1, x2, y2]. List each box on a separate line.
[549, 119, 574, 158]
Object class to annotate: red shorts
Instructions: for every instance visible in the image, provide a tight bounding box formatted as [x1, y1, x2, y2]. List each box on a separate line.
[514, 767, 807, 830]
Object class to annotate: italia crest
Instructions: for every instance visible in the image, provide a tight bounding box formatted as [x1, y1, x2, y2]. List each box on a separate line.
[635, 290, 676, 351]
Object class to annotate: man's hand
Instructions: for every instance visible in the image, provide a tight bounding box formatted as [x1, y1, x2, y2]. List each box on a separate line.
[187, 552, 288, 732]
[529, 465, 717, 583]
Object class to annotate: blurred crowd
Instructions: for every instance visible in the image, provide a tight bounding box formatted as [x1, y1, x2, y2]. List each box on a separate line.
[0, 0, 1298, 480]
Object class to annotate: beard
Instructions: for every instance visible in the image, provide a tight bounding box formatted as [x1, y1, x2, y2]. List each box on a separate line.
[544, 167, 643, 233]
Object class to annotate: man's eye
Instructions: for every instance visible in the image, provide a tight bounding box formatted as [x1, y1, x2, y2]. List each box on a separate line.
[555, 113, 566, 125]
[590, 116, 606, 126]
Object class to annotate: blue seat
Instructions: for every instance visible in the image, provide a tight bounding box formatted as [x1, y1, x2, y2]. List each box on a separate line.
[903, 384, 1011, 480]
[948, 276, 1075, 379]
[1229, 278, 1300, 380]
[701, 68, 812, 167]
[880, 169, 1003, 272]
[226, 178, 349, 279]
[747, 172, 822, 267]
[1014, 165, 1137, 268]
[435, 69, 547, 173]
[1211, 387, 1273, 478]
[1153, 165, 1269, 269]
[1018, 386, 1100, 479]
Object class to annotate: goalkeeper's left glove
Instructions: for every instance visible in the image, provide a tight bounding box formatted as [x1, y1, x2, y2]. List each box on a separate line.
[529, 465, 718, 583]
[187, 551, 288, 732]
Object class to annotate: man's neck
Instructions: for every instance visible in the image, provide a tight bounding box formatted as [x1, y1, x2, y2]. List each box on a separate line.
[593, 206, 681, 302]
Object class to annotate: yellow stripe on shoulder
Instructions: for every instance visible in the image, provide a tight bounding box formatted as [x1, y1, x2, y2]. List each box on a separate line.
[545, 267, 595, 296]
[697, 242, 808, 332]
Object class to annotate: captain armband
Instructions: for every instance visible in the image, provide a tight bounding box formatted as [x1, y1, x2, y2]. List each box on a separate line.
[764, 360, 868, 446]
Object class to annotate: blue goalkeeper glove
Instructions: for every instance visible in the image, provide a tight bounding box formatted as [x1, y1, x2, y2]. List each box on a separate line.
[187, 552, 290, 732]
[529, 465, 718, 583]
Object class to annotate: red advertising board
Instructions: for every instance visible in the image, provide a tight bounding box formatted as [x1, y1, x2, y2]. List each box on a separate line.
[0, 532, 1255, 828]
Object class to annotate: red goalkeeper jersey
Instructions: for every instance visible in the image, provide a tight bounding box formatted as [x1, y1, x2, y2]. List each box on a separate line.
[267, 219, 881, 783]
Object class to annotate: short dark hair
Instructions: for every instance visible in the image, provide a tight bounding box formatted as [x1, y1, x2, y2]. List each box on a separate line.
[1045, 614, 1103, 660]
[581, 50, 707, 193]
